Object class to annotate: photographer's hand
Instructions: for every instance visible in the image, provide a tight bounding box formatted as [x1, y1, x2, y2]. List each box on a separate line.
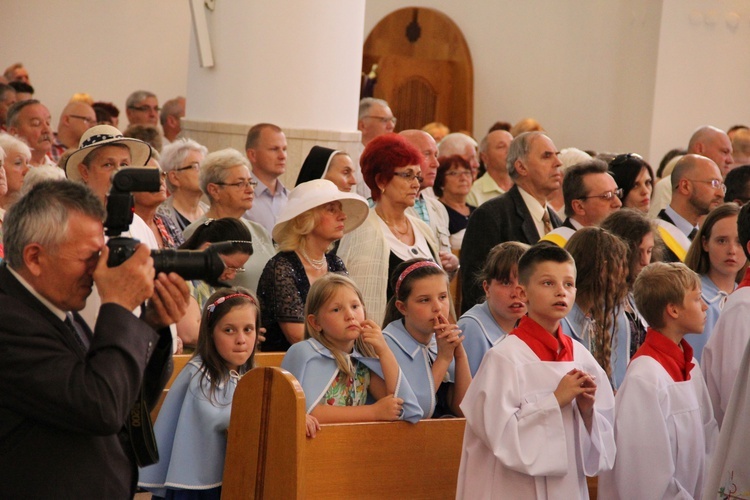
[143, 272, 191, 330]
[95, 244, 155, 311]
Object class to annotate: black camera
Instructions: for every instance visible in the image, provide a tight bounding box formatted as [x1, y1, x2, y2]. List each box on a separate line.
[104, 168, 227, 286]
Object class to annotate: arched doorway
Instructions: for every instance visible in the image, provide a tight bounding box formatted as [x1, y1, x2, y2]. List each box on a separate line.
[363, 8, 474, 135]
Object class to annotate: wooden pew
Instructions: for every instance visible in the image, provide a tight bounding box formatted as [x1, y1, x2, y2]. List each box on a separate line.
[151, 353, 284, 422]
[150, 354, 192, 422]
[253, 351, 285, 368]
[222, 367, 466, 499]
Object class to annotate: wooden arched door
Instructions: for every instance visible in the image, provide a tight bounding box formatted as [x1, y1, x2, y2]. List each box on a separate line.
[363, 8, 473, 135]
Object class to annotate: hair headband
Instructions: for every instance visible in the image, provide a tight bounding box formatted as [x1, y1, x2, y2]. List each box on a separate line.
[206, 293, 256, 317]
[395, 261, 442, 297]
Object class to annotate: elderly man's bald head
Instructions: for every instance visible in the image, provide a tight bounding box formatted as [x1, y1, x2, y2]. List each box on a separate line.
[687, 125, 733, 176]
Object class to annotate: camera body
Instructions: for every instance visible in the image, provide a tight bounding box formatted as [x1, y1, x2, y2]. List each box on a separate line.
[104, 168, 226, 285]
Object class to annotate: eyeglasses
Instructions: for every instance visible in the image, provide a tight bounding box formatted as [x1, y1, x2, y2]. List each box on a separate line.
[687, 178, 727, 194]
[214, 179, 259, 189]
[445, 170, 473, 178]
[393, 171, 424, 183]
[128, 105, 161, 113]
[580, 188, 624, 201]
[364, 115, 397, 125]
[224, 266, 246, 274]
[610, 153, 643, 167]
[175, 162, 200, 172]
[69, 115, 97, 126]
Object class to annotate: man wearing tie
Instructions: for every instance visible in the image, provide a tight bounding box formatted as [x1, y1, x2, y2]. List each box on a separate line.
[460, 131, 563, 312]
[0, 180, 190, 498]
[657, 154, 725, 262]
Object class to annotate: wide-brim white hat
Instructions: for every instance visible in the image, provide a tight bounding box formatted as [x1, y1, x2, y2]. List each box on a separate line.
[272, 179, 369, 242]
[64, 125, 152, 182]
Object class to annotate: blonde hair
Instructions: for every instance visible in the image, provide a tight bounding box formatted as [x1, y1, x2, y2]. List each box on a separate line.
[305, 273, 377, 378]
[633, 262, 701, 330]
[275, 207, 319, 252]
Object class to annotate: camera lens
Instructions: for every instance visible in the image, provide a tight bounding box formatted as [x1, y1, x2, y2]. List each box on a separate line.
[151, 248, 226, 283]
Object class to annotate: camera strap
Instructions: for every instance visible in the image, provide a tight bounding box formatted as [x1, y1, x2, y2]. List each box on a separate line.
[127, 384, 159, 467]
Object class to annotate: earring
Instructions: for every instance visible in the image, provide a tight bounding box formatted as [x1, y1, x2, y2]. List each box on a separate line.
[382, 187, 386, 195]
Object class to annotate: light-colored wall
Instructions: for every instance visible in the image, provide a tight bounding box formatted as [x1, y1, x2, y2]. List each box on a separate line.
[2, 0, 750, 168]
[649, 0, 750, 163]
[185, 0, 365, 131]
[364, 0, 663, 162]
[0, 1, 191, 132]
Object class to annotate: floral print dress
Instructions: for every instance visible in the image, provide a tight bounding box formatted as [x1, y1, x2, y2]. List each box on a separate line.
[321, 359, 371, 406]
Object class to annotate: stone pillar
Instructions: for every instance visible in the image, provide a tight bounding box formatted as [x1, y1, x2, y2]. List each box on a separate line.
[182, 0, 366, 187]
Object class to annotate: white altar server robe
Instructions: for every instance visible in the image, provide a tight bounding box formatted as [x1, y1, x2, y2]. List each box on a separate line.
[456, 336, 615, 499]
[598, 357, 718, 499]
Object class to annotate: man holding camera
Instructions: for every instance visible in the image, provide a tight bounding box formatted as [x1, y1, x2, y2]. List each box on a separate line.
[0, 179, 189, 497]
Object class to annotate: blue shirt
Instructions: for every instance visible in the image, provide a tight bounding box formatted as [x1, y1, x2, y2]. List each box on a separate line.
[243, 172, 288, 236]
[687, 274, 731, 364]
[457, 301, 509, 376]
[383, 319, 455, 418]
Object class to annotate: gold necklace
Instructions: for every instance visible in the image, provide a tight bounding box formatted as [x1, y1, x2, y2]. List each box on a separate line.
[376, 208, 410, 236]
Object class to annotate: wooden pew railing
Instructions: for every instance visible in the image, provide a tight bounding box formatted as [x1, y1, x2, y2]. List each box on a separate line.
[253, 352, 285, 368]
[222, 367, 466, 499]
[150, 354, 192, 421]
[151, 352, 286, 422]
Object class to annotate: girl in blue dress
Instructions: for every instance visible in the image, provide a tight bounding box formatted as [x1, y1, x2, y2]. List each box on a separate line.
[685, 203, 746, 363]
[282, 273, 422, 435]
[382, 259, 472, 418]
[139, 288, 259, 499]
[458, 241, 529, 376]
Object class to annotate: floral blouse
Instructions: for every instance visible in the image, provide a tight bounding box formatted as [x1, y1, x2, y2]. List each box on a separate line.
[322, 360, 371, 406]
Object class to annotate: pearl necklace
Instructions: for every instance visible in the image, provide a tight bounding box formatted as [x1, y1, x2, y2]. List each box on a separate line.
[300, 247, 327, 270]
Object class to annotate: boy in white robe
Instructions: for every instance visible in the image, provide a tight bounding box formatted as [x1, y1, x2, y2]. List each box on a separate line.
[457, 242, 616, 499]
[599, 262, 718, 499]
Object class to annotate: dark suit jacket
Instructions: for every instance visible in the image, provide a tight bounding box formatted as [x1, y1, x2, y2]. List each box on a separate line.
[459, 185, 562, 313]
[0, 263, 173, 498]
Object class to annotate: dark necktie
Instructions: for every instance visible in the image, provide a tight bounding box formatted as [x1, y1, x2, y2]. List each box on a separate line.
[688, 227, 698, 240]
[65, 313, 89, 352]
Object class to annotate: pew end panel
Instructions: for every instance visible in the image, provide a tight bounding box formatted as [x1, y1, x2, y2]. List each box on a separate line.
[223, 367, 306, 499]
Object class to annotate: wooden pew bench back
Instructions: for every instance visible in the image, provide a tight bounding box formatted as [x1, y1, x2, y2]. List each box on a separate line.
[222, 367, 465, 499]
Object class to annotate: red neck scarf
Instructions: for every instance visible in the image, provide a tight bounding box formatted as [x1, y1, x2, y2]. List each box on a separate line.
[738, 267, 750, 290]
[510, 315, 574, 362]
[631, 328, 694, 382]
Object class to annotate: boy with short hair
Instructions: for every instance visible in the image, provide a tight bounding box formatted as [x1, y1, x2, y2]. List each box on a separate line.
[456, 242, 615, 499]
[599, 262, 718, 499]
